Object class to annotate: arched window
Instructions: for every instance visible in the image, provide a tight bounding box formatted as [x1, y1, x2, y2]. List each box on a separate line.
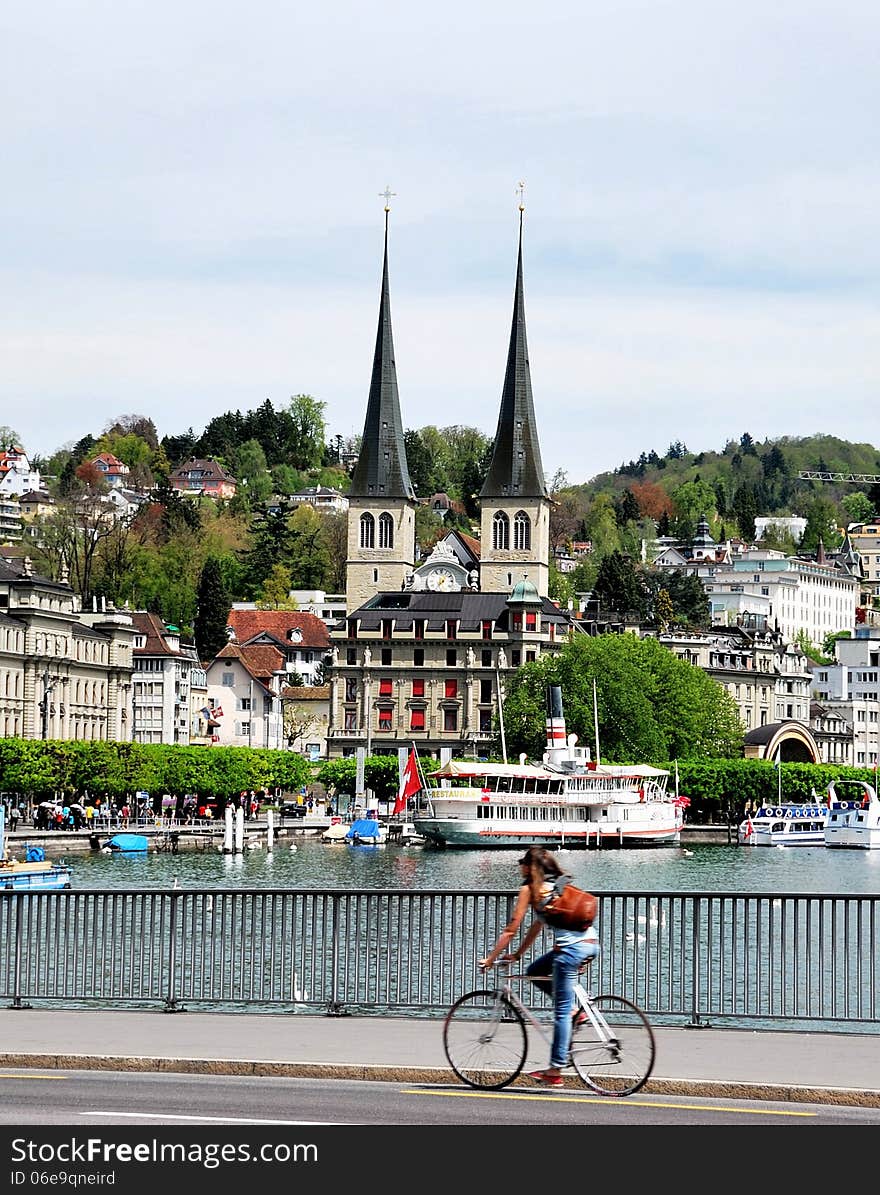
[514, 510, 531, 551]
[378, 512, 394, 549]
[492, 511, 510, 551]
[360, 512, 375, 548]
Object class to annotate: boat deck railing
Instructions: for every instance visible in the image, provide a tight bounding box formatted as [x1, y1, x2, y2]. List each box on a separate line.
[1, 887, 878, 1033]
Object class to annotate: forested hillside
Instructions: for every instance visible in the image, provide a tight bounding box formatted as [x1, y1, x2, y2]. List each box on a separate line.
[9, 407, 880, 646]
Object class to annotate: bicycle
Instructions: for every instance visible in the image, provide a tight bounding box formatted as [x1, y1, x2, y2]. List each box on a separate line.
[443, 960, 655, 1096]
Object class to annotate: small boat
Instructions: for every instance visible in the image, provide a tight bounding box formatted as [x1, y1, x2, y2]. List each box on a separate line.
[825, 779, 880, 850]
[321, 820, 350, 843]
[345, 817, 387, 846]
[105, 833, 149, 853]
[738, 802, 826, 847]
[0, 808, 72, 891]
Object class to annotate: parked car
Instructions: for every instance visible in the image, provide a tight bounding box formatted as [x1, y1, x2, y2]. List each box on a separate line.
[281, 801, 307, 818]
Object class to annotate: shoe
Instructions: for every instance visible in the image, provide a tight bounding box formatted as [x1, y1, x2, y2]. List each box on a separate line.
[527, 1069, 564, 1087]
[571, 1010, 588, 1027]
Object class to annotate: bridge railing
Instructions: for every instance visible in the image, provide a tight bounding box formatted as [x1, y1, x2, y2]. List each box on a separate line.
[1, 888, 878, 1032]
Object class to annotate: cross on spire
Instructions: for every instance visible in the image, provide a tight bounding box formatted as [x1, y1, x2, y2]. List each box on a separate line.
[379, 185, 396, 211]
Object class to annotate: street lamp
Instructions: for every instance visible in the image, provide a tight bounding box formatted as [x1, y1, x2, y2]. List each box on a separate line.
[40, 670, 55, 741]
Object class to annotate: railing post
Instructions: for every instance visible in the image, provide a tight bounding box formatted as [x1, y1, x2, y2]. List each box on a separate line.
[7, 894, 32, 1010]
[326, 891, 348, 1015]
[687, 896, 710, 1028]
[163, 889, 186, 1013]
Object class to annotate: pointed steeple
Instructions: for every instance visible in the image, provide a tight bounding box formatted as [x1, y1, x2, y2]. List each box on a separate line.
[481, 208, 547, 499]
[349, 208, 415, 500]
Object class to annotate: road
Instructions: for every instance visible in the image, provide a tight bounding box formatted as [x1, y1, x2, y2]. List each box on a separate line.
[1, 1069, 878, 1127]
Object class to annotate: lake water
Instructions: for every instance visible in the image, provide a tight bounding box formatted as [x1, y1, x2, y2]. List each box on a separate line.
[65, 836, 880, 895]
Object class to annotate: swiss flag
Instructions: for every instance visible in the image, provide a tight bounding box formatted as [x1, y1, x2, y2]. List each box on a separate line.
[393, 748, 422, 816]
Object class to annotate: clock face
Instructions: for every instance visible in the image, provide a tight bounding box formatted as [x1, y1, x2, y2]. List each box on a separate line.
[428, 567, 457, 592]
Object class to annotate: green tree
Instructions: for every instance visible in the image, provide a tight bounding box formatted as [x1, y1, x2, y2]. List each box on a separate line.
[593, 551, 646, 618]
[285, 395, 327, 470]
[841, 491, 874, 527]
[288, 504, 331, 589]
[259, 564, 295, 609]
[194, 557, 232, 661]
[732, 483, 758, 540]
[502, 635, 743, 765]
[655, 588, 674, 632]
[800, 497, 842, 553]
[236, 439, 273, 505]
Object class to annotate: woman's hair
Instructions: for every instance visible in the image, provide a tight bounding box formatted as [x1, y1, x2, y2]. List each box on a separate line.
[519, 846, 565, 905]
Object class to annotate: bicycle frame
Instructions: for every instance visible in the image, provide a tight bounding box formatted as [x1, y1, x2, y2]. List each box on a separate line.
[490, 971, 613, 1052]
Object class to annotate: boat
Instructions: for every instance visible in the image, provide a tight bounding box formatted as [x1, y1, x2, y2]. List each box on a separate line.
[737, 802, 827, 846]
[412, 686, 685, 849]
[0, 808, 73, 891]
[105, 833, 149, 853]
[824, 779, 880, 850]
[345, 817, 387, 846]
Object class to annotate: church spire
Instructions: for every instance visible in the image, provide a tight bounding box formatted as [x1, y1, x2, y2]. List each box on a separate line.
[480, 203, 547, 499]
[349, 202, 415, 500]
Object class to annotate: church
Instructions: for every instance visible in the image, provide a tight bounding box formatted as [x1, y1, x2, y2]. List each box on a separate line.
[326, 203, 573, 759]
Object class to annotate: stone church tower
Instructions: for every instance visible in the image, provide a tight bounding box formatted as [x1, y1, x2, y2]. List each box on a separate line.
[478, 208, 551, 596]
[345, 207, 417, 615]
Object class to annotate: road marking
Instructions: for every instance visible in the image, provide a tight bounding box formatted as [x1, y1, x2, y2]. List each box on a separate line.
[403, 1089, 817, 1118]
[83, 1111, 350, 1125]
[0, 1074, 67, 1081]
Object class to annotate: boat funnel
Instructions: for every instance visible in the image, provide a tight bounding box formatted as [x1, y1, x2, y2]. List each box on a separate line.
[545, 686, 568, 766]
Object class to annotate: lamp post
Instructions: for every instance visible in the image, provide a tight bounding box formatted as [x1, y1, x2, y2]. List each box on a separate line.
[40, 670, 54, 740]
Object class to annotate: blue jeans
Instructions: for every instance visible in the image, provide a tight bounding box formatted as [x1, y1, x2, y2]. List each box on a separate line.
[526, 938, 599, 1069]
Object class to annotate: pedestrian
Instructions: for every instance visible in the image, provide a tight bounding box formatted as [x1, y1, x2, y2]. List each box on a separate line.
[9, 804, 19, 833]
[478, 845, 599, 1087]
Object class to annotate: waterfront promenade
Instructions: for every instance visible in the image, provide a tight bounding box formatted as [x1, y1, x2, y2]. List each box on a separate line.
[0, 1006, 878, 1107]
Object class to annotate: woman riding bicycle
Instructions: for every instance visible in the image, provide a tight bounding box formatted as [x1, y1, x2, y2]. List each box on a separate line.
[478, 845, 599, 1086]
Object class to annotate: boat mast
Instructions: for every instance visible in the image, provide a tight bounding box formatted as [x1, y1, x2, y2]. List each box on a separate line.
[592, 678, 601, 767]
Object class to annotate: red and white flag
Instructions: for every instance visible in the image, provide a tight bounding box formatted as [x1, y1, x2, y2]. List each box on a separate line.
[393, 748, 422, 816]
[743, 816, 754, 839]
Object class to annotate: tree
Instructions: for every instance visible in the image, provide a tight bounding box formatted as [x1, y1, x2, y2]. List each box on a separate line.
[285, 395, 327, 470]
[800, 497, 842, 554]
[258, 564, 296, 609]
[194, 557, 232, 661]
[0, 426, 21, 449]
[502, 634, 744, 765]
[655, 588, 674, 633]
[841, 492, 874, 527]
[732, 483, 758, 540]
[593, 551, 646, 618]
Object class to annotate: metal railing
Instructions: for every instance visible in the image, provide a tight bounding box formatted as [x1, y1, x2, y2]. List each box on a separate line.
[1, 888, 878, 1032]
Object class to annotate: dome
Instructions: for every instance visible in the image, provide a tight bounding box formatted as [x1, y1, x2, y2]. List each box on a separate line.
[507, 575, 541, 606]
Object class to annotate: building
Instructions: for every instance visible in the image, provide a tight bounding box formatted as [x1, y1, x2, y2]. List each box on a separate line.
[656, 621, 811, 733]
[287, 590, 347, 630]
[0, 496, 21, 544]
[327, 206, 571, 758]
[704, 547, 859, 649]
[289, 486, 348, 515]
[168, 458, 237, 500]
[847, 520, 880, 603]
[0, 448, 41, 497]
[0, 557, 133, 741]
[754, 515, 807, 544]
[204, 643, 285, 751]
[130, 613, 207, 745]
[226, 607, 329, 685]
[281, 684, 330, 759]
[809, 625, 880, 768]
[89, 452, 130, 489]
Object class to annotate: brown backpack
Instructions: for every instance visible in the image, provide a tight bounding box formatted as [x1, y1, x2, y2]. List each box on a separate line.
[538, 876, 598, 931]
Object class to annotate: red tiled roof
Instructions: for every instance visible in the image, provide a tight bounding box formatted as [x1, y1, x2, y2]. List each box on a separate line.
[131, 611, 182, 655]
[227, 609, 329, 650]
[214, 642, 285, 684]
[280, 685, 330, 701]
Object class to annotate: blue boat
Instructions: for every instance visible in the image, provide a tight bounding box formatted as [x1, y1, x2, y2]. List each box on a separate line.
[106, 833, 149, 854]
[0, 809, 72, 891]
[345, 817, 387, 845]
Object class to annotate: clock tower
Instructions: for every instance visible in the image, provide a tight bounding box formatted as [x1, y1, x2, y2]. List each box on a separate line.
[345, 203, 417, 615]
[478, 205, 550, 597]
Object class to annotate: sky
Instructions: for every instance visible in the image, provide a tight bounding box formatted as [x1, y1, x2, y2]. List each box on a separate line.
[3, 0, 880, 487]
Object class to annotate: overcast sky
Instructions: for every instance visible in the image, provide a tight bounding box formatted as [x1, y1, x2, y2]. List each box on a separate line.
[3, 1, 880, 486]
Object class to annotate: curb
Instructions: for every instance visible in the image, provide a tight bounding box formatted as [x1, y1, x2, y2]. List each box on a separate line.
[1, 1053, 878, 1108]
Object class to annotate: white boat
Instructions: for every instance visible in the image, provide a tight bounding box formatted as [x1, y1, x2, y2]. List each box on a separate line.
[737, 802, 826, 847]
[825, 779, 880, 850]
[0, 808, 73, 891]
[412, 686, 684, 849]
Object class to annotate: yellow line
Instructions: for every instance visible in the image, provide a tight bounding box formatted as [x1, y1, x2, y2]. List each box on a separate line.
[402, 1088, 816, 1118]
[0, 1074, 68, 1081]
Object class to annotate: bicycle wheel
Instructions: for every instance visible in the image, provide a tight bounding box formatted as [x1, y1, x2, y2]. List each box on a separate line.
[443, 989, 528, 1090]
[569, 994, 655, 1096]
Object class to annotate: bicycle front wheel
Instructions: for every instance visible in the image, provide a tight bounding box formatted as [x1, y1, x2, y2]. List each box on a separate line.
[443, 989, 528, 1090]
[570, 994, 655, 1096]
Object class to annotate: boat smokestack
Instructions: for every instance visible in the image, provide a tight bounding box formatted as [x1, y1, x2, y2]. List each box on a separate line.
[545, 686, 567, 765]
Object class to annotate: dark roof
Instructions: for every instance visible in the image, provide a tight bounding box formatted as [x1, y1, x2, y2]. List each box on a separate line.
[743, 723, 786, 745]
[480, 212, 547, 500]
[346, 590, 571, 634]
[348, 212, 415, 501]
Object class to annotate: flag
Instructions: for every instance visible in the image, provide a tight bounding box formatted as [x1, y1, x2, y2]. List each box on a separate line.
[213, 706, 223, 719]
[393, 748, 422, 816]
[673, 795, 690, 809]
[743, 816, 754, 839]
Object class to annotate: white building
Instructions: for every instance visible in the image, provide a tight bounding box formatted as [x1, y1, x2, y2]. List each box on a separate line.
[754, 516, 807, 544]
[130, 613, 207, 745]
[205, 643, 285, 751]
[704, 548, 859, 650]
[810, 626, 880, 768]
[0, 448, 41, 497]
[847, 520, 880, 602]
